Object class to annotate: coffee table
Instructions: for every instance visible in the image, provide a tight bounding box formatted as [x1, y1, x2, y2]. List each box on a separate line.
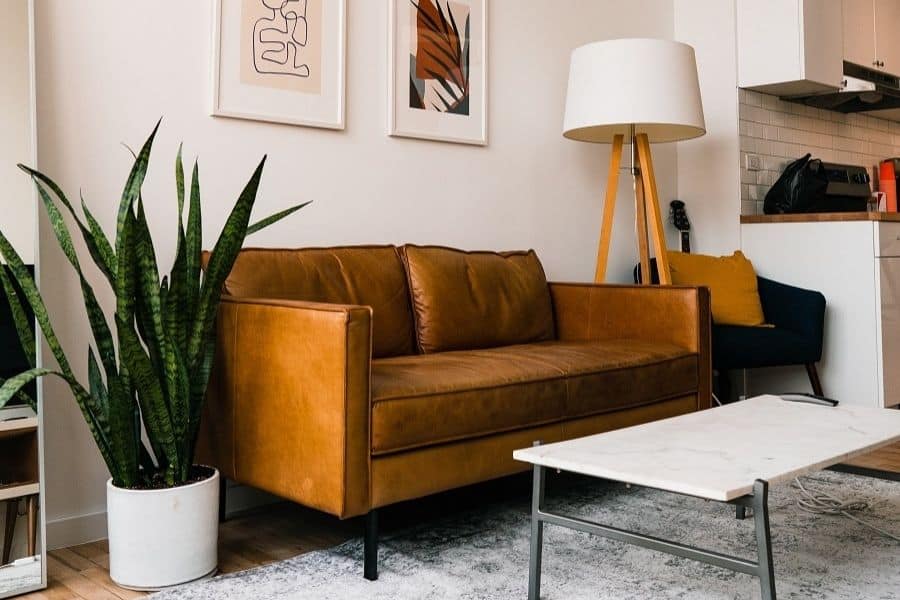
[513, 395, 900, 600]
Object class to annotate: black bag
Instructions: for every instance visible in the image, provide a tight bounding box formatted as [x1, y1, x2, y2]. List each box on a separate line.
[763, 154, 829, 214]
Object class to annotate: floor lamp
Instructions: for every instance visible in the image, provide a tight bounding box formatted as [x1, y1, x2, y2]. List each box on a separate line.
[563, 38, 706, 285]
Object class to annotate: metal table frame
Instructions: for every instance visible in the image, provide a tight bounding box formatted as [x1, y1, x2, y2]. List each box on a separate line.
[526, 461, 776, 600]
[525, 455, 900, 600]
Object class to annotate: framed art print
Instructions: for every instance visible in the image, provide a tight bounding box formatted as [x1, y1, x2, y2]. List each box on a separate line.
[211, 0, 346, 129]
[389, 0, 488, 145]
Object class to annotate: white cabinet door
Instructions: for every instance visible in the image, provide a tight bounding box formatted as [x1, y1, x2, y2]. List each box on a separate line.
[843, 0, 877, 68]
[875, 0, 900, 75]
[878, 258, 900, 407]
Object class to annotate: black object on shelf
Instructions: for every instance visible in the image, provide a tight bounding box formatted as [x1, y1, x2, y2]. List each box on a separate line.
[0, 265, 36, 404]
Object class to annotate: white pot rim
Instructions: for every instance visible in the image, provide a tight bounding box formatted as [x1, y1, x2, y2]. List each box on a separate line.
[106, 465, 219, 495]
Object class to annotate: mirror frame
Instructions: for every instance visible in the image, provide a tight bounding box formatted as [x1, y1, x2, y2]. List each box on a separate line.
[0, 0, 47, 595]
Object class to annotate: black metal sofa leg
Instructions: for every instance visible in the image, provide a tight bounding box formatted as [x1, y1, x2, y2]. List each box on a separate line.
[805, 363, 824, 396]
[364, 510, 379, 581]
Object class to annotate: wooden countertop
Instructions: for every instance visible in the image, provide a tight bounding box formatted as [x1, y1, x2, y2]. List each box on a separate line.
[741, 212, 900, 224]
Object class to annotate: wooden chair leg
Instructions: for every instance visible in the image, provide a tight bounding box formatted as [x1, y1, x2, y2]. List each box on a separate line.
[3, 501, 17, 564]
[805, 363, 824, 396]
[26, 496, 36, 557]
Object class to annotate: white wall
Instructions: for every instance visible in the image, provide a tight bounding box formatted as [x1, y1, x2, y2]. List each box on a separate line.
[673, 0, 742, 255]
[0, 0, 35, 264]
[35, 0, 679, 547]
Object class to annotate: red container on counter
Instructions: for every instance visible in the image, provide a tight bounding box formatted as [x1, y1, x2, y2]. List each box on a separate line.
[880, 159, 899, 212]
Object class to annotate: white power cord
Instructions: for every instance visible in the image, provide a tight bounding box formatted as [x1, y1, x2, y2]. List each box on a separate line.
[793, 477, 900, 543]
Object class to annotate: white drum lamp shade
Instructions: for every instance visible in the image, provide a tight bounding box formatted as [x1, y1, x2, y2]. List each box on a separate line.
[563, 38, 706, 143]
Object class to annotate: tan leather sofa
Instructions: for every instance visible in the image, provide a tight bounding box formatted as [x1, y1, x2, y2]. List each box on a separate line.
[199, 245, 711, 580]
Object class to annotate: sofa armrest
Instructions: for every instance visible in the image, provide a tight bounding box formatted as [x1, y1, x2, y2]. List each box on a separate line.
[757, 277, 826, 341]
[198, 295, 372, 519]
[549, 282, 712, 408]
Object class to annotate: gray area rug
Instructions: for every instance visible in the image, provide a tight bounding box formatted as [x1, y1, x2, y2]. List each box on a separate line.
[150, 471, 900, 599]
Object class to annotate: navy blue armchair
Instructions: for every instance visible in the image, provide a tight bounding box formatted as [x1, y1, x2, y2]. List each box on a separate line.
[635, 260, 826, 401]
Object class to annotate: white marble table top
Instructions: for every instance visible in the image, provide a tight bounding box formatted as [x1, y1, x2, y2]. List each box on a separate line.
[513, 395, 900, 501]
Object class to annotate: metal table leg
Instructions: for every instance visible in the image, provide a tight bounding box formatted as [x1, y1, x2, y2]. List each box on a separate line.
[752, 480, 776, 600]
[524, 469, 777, 599]
[528, 459, 546, 599]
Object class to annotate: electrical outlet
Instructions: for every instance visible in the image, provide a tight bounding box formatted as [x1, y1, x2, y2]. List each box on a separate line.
[745, 154, 762, 171]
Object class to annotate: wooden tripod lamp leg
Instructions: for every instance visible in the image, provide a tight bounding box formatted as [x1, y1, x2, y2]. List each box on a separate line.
[634, 171, 652, 285]
[594, 134, 624, 283]
[635, 134, 672, 285]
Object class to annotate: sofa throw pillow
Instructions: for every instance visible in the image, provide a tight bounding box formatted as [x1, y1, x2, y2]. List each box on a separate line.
[401, 245, 556, 353]
[207, 246, 416, 358]
[667, 250, 766, 326]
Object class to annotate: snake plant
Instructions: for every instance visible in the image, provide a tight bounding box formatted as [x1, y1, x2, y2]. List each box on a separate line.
[0, 122, 307, 488]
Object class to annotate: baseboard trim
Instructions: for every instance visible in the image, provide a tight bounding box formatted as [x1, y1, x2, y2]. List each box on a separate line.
[46, 482, 279, 549]
[47, 510, 107, 550]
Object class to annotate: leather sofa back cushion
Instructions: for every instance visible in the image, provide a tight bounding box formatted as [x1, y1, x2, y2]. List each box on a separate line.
[401, 245, 556, 353]
[214, 246, 415, 357]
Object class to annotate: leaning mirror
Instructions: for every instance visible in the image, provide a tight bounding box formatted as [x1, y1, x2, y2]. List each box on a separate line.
[0, 0, 45, 595]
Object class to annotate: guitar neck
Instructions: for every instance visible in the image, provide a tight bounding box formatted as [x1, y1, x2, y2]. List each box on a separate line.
[679, 230, 691, 253]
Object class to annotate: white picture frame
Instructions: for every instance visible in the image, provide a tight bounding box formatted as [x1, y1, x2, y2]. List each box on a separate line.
[388, 0, 488, 145]
[211, 0, 346, 129]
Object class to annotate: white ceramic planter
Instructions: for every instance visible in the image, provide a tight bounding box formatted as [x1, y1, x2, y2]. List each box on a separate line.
[107, 467, 219, 590]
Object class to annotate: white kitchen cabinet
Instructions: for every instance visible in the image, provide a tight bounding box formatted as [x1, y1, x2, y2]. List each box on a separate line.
[741, 216, 900, 408]
[843, 0, 876, 68]
[875, 0, 900, 75]
[737, 0, 844, 95]
[843, 0, 900, 75]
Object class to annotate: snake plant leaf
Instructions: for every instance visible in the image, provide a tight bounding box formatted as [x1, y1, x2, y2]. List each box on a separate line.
[0, 230, 110, 450]
[187, 156, 266, 368]
[0, 366, 115, 473]
[0, 266, 35, 365]
[80, 193, 117, 285]
[167, 215, 189, 358]
[115, 210, 136, 324]
[170, 145, 189, 353]
[116, 121, 160, 263]
[133, 200, 167, 369]
[17, 165, 117, 285]
[165, 334, 190, 478]
[87, 348, 108, 414]
[115, 313, 178, 470]
[185, 160, 202, 324]
[0, 229, 74, 377]
[186, 326, 216, 462]
[175, 144, 185, 217]
[31, 180, 118, 382]
[159, 277, 183, 424]
[105, 372, 139, 488]
[0, 368, 54, 411]
[246, 201, 312, 236]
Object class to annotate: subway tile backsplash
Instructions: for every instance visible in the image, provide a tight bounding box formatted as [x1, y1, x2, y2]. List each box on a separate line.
[739, 88, 900, 215]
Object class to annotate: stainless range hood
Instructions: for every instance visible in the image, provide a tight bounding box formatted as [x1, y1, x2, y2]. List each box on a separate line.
[782, 62, 900, 114]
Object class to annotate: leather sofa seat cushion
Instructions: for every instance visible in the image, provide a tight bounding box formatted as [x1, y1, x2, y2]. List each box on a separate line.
[371, 340, 698, 454]
[214, 246, 415, 357]
[401, 245, 555, 353]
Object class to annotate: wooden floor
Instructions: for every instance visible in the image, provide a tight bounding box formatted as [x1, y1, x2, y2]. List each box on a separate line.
[21, 441, 900, 600]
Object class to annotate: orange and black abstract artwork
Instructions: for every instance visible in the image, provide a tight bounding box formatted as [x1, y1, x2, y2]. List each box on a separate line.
[409, 0, 470, 115]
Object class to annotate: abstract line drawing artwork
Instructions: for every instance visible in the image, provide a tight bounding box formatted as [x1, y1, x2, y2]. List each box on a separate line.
[409, 0, 471, 115]
[212, 0, 344, 129]
[253, 0, 311, 79]
[239, 0, 323, 95]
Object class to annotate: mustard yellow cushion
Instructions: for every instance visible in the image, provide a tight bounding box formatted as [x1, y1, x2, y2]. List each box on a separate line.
[667, 251, 766, 326]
